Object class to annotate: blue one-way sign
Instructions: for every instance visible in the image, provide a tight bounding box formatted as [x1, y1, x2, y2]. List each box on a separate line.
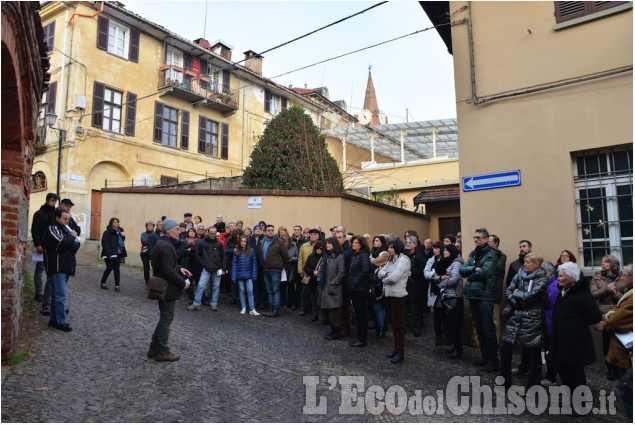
[462, 170, 521, 192]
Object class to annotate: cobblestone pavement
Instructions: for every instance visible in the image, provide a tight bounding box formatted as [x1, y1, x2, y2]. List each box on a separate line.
[1, 253, 629, 422]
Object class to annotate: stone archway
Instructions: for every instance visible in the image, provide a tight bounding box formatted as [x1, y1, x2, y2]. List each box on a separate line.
[1, 2, 48, 360]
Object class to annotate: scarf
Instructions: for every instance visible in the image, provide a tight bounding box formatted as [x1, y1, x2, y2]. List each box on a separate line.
[518, 267, 539, 280]
[602, 270, 618, 283]
[436, 244, 459, 276]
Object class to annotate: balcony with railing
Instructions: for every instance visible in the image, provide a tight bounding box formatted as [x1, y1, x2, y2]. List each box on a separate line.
[158, 65, 238, 114]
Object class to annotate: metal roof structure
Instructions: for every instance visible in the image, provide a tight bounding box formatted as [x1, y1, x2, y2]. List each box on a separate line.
[322, 119, 458, 163]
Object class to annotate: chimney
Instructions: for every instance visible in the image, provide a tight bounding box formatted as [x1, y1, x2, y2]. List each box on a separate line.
[211, 40, 233, 61]
[243, 50, 263, 76]
[194, 38, 211, 50]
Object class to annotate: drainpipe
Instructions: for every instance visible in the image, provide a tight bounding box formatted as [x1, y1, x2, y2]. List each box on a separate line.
[342, 137, 347, 172]
[467, 1, 478, 104]
[67, 1, 104, 25]
[56, 2, 70, 196]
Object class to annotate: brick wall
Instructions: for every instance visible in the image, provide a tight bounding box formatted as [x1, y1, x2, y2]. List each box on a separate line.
[1, 2, 48, 360]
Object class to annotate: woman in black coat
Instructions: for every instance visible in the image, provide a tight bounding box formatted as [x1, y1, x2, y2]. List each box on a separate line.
[100, 217, 126, 291]
[549, 261, 602, 411]
[303, 240, 325, 322]
[348, 236, 371, 347]
[405, 236, 427, 337]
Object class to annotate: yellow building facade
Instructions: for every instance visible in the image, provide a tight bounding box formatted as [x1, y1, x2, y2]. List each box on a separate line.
[431, 1, 633, 269]
[32, 1, 343, 239]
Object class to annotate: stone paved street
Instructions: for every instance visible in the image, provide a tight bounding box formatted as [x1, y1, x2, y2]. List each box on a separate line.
[1, 252, 629, 422]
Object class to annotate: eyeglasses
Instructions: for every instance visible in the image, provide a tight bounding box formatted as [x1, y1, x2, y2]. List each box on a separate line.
[560, 254, 570, 258]
[473, 236, 485, 240]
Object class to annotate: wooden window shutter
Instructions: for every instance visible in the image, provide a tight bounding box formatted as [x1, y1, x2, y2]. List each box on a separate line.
[222, 70, 230, 93]
[200, 59, 208, 73]
[129, 28, 140, 63]
[96, 16, 109, 51]
[46, 81, 57, 113]
[281, 97, 287, 110]
[264, 90, 271, 113]
[92, 81, 105, 128]
[125, 92, 137, 136]
[554, 1, 628, 23]
[153, 102, 164, 142]
[181, 110, 190, 149]
[221, 123, 229, 159]
[198, 115, 206, 153]
[183, 54, 192, 71]
[45, 21, 56, 53]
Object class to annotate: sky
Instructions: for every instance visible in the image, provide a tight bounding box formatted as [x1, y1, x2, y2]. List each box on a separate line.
[124, 0, 457, 123]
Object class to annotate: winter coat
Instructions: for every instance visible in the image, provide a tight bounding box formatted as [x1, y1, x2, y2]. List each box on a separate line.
[303, 252, 323, 286]
[317, 253, 345, 309]
[147, 229, 162, 257]
[406, 249, 427, 300]
[378, 254, 410, 298]
[549, 278, 602, 365]
[140, 230, 153, 256]
[298, 241, 315, 275]
[224, 236, 237, 273]
[196, 236, 226, 272]
[439, 257, 464, 299]
[459, 244, 499, 301]
[284, 243, 299, 283]
[56, 207, 81, 236]
[603, 289, 633, 370]
[232, 249, 258, 282]
[100, 225, 126, 258]
[258, 236, 289, 272]
[502, 267, 548, 348]
[43, 221, 80, 275]
[544, 275, 559, 335]
[341, 241, 353, 290]
[348, 251, 370, 293]
[31, 203, 56, 247]
[591, 271, 625, 314]
[492, 249, 507, 303]
[150, 235, 187, 301]
[180, 238, 198, 275]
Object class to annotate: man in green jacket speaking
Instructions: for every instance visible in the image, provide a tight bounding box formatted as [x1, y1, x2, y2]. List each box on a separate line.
[460, 228, 500, 372]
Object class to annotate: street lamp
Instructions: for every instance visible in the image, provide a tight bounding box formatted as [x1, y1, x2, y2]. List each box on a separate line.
[45, 110, 65, 196]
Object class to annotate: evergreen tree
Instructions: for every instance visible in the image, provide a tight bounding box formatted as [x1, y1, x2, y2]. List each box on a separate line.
[243, 105, 343, 191]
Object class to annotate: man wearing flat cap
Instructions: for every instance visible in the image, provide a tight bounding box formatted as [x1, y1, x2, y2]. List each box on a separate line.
[183, 212, 193, 231]
[59, 199, 81, 236]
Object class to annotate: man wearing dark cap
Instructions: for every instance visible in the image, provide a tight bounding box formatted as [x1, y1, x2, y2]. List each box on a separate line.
[31, 193, 58, 309]
[59, 199, 81, 236]
[298, 228, 321, 318]
[183, 212, 193, 231]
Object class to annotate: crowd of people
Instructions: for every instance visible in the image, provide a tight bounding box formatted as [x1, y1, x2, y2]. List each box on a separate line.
[29, 195, 632, 417]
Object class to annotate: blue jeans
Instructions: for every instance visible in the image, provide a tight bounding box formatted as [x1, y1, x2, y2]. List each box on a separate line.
[373, 299, 386, 327]
[50, 273, 69, 325]
[194, 269, 221, 306]
[469, 299, 498, 365]
[263, 271, 281, 312]
[237, 279, 255, 310]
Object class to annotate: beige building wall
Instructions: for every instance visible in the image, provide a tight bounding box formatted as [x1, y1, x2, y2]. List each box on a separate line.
[98, 190, 430, 266]
[450, 1, 632, 268]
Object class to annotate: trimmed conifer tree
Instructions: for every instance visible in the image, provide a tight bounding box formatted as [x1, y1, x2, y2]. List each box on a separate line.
[242, 105, 343, 191]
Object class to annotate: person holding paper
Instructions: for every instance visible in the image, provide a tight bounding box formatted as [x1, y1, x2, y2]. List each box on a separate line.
[100, 217, 126, 291]
[603, 264, 633, 376]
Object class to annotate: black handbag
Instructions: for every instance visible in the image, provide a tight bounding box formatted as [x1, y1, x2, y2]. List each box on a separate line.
[441, 295, 458, 314]
[147, 276, 169, 302]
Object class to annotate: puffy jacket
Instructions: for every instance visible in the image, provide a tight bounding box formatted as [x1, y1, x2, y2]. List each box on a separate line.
[284, 243, 299, 283]
[549, 278, 602, 365]
[151, 235, 187, 301]
[544, 275, 559, 335]
[31, 203, 56, 247]
[147, 229, 162, 257]
[43, 221, 80, 275]
[378, 254, 410, 298]
[348, 251, 370, 292]
[258, 236, 289, 272]
[232, 249, 258, 281]
[502, 267, 548, 348]
[406, 249, 427, 300]
[439, 257, 464, 299]
[100, 225, 126, 258]
[459, 244, 499, 301]
[196, 236, 226, 272]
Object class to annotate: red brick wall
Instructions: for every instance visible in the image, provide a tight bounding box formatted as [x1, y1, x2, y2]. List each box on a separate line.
[1, 2, 48, 360]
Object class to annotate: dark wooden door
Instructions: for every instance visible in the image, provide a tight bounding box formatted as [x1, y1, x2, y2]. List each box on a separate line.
[438, 217, 461, 240]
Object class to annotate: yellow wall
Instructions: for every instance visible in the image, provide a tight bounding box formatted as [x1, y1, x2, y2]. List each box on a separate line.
[99, 190, 430, 266]
[450, 1, 632, 268]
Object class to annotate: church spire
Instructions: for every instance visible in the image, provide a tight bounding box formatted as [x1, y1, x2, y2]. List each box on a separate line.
[362, 67, 380, 126]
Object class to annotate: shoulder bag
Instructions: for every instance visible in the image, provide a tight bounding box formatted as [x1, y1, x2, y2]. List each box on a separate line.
[147, 276, 169, 301]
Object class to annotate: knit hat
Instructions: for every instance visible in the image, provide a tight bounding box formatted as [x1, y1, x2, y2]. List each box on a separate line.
[162, 218, 179, 231]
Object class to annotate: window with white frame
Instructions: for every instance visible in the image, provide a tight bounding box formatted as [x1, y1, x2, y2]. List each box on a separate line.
[166, 46, 183, 83]
[107, 21, 129, 58]
[575, 145, 633, 269]
[161, 105, 178, 147]
[102, 87, 123, 132]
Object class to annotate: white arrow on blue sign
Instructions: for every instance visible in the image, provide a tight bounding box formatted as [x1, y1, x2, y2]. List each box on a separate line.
[462, 170, 521, 192]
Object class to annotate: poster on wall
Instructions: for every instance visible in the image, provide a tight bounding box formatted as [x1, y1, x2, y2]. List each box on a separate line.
[248, 197, 262, 209]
